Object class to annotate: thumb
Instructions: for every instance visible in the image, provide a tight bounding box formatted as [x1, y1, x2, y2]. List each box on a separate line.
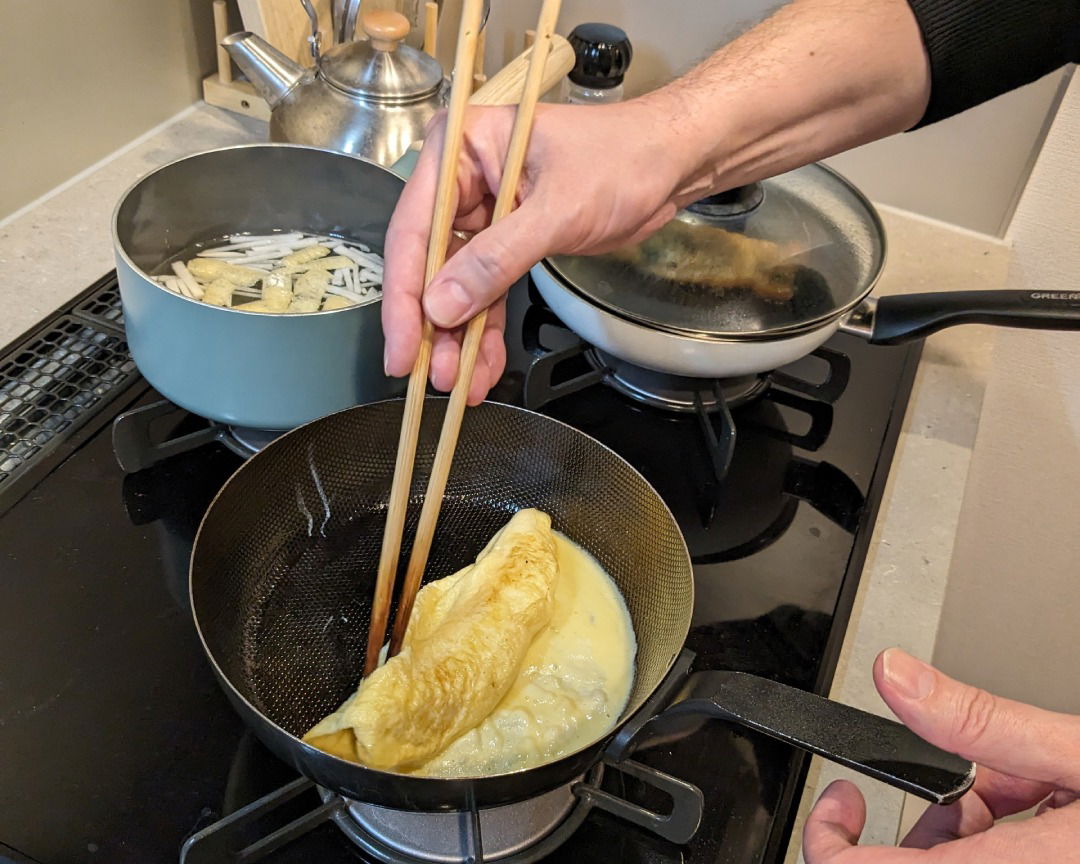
[422, 202, 555, 329]
[803, 780, 919, 863]
[875, 648, 1080, 789]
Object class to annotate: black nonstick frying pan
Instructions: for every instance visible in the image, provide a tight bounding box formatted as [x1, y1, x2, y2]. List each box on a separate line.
[190, 398, 974, 814]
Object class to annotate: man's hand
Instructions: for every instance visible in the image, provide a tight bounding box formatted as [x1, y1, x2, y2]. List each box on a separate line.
[804, 648, 1080, 862]
[381, 101, 684, 404]
[381, 0, 930, 403]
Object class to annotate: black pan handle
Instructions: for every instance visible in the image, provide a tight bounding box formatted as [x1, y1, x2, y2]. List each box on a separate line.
[865, 290, 1080, 345]
[615, 670, 974, 805]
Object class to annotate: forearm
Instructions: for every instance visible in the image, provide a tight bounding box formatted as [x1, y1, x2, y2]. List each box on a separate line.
[639, 0, 931, 205]
[909, 0, 1080, 126]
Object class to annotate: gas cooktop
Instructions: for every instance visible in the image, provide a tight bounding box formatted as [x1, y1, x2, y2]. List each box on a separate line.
[0, 274, 920, 864]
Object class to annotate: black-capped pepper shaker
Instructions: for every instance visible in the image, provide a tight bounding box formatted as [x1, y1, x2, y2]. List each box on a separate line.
[565, 22, 633, 104]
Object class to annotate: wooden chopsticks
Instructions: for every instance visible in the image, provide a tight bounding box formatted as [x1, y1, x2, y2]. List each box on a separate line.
[387, 0, 564, 658]
[364, 0, 563, 673]
[364, 0, 487, 677]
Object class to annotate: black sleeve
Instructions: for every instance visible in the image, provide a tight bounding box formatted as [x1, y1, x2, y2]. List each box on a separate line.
[906, 0, 1079, 128]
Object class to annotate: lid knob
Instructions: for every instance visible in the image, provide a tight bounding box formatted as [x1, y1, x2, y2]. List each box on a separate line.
[363, 9, 410, 52]
[686, 184, 766, 221]
[567, 22, 632, 89]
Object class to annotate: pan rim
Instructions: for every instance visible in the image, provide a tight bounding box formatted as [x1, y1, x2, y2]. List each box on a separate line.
[189, 396, 693, 789]
[111, 142, 403, 318]
[535, 162, 888, 343]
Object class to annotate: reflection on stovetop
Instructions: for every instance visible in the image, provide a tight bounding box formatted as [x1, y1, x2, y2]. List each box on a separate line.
[0, 276, 919, 864]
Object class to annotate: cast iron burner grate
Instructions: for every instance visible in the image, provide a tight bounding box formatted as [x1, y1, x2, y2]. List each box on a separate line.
[518, 288, 849, 495]
[0, 273, 137, 496]
[180, 655, 705, 864]
[111, 398, 284, 473]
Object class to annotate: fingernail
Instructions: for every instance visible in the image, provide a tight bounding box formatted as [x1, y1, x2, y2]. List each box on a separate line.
[882, 648, 935, 701]
[425, 281, 471, 327]
[383, 345, 390, 376]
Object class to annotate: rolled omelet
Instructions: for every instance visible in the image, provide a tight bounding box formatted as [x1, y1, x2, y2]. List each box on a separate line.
[303, 508, 559, 772]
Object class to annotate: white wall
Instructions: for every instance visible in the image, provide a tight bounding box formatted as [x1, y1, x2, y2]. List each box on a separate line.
[932, 69, 1080, 711]
[0, 0, 226, 219]
[478, 0, 1066, 237]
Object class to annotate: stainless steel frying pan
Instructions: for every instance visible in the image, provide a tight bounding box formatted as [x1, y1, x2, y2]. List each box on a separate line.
[190, 398, 973, 819]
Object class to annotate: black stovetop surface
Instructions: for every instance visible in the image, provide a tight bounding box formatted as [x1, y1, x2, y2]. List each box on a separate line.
[0, 276, 920, 864]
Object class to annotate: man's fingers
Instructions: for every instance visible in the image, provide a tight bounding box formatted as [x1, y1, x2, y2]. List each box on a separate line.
[804, 780, 866, 861]
[422, 296, 507, 402]
[803, 781, 921, 863]
[422, 203, 555, 330]
[479, 298, 507, 395]
[454, 197, 497, 234]
[381, 126, 445, 378]
[429, 329, 462, 393]
[939, 798, 1080, 862]
[875, 649, 1080, 789]
[1037, 789, 1080, 816]
[900, 783, 992, 849]
[970, 766, 1055, 820]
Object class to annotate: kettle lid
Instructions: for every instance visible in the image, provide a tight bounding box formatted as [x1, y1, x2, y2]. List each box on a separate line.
[320, 10, 443, 101]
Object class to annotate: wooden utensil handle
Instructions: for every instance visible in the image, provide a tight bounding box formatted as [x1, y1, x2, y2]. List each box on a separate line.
[364, 0, 487, 677]
[388, 0, 564, 658]
[469, 34, 573, 106]
[214, 0, 232, 84]
[423, 1, 438, 56]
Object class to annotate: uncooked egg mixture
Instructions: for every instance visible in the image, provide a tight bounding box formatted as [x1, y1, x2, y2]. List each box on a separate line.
[305, 509, 636, 778]
[420, 532, 636, 777]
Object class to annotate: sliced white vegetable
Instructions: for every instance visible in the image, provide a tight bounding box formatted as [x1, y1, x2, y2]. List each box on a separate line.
[241, 246, 292, 258]
[207, 239, 280, 253]
[326, 285, 366, 303]
[160, 233, 380, 311]
[236, 256, 286, 267]
[228, 232, 303, 244]
[197, 250, 245, 259]
[171, 261, 204, 299]
[332, 245, 384, 270]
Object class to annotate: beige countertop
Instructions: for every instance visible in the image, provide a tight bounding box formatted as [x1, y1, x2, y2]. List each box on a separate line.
[787, 210, 1009, 860]
[0, 102, 1010, 861]
[0, 105, 264, 348]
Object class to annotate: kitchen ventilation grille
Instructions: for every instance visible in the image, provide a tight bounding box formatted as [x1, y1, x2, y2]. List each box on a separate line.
[0, 274, 138, 495]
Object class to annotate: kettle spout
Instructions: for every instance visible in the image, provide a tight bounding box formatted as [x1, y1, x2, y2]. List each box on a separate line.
[222, 32, 306, 108]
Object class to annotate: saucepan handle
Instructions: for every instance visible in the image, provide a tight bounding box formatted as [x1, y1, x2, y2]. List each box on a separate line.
[616, 670, 975, 805]
[858, 290, 1080, 345]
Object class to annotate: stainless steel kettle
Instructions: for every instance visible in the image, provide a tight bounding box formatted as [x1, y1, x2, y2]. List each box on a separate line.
[224, 3, 448, 167]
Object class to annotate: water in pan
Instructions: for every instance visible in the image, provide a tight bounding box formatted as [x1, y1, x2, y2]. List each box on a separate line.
[151, 230, 384, 313]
